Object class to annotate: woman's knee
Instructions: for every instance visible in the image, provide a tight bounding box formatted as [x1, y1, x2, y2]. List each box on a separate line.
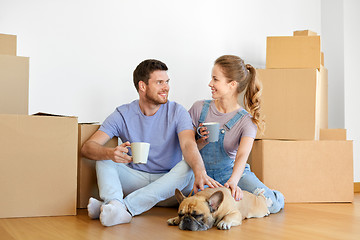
[268, 190, 285, 214]
[269, 201, 282, 214]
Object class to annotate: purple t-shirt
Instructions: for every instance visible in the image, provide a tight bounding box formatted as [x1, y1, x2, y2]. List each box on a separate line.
[188, 100, 257, 159]
[99, 100, 193, 173]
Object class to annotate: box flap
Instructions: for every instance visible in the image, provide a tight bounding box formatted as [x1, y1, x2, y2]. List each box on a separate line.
[33, 112, 77, 118]
[293, 30, 318, 36]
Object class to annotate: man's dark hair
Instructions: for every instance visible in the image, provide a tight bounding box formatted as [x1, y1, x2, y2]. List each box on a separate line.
[133, 59, 168, 92]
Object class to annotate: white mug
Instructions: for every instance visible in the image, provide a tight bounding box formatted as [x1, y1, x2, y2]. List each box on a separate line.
[131, 142, 150, 164]
[196, 122, 220, 142]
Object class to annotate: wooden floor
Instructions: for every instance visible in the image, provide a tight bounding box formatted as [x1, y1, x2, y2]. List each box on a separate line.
[1, 194, 359, 240]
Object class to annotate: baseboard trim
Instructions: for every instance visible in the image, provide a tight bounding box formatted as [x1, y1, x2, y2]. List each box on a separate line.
[355, 182, 360, 193]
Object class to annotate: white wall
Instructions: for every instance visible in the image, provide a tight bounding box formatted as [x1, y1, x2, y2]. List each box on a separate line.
[321, 0, 360, 182]
[6, 0, 358, 181]
[344, 0, 360, 182]
[321, 0, 344, 129]
[1, 0, 321, 123]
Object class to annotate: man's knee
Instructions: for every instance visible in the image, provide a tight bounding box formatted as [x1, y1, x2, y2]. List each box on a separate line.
[170, 160, 192, 175]
[96, 160, 115, 170]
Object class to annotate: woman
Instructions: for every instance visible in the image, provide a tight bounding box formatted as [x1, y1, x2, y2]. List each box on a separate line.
[188, 55, 284, 213]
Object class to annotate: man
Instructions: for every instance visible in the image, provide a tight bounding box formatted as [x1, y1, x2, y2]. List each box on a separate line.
[81, 59, 220, 227]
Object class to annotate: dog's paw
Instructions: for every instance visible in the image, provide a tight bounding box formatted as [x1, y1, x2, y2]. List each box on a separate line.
[217, 220, 233, 230]
[167, 217, 180, 226]
[265, 210, 270, 216]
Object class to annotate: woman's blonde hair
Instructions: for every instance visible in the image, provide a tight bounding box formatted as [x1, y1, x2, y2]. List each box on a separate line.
[214, 55, 264, 134]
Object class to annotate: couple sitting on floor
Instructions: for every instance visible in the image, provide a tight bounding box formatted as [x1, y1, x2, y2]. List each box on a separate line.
[81, 57, 284, 227]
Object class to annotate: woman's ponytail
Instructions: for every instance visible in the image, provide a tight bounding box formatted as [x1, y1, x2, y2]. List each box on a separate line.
[243, 64, 264, 134]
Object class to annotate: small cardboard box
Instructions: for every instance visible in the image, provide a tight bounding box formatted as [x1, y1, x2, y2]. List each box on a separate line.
[0, 33, 16, 55]
[266, 35, 321, 69]
[77, 124, 118, 208]
[249, 140, 353, 203]
[0, 55, 29, 115]
[0, 114, 78, 218]
[320, 129, 347, 140]
[293, 30, 318, 36]
[256, 67, 328, 140]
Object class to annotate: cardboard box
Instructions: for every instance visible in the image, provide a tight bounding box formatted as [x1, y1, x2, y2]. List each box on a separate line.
[266, 36, 321, 69]
[319, 66, 328, 129]
[77, 124, 118, 208]
[256, 67, 328, 140]
[320, 129, 347, 140]
[292, 31, 324, 66]
[0, 33, 16, 55]
[250, 140, 353, 203]
[0, 114, 78, 218]
[0, 55, 29, 115]
[293, 30, 317, 36]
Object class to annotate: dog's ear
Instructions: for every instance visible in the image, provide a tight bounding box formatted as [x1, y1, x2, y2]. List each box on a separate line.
[175, 188, 186, 204]
[207, 191, 224, 213]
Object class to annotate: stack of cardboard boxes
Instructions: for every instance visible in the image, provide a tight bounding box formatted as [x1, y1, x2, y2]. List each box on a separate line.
[0, 34, 78, 218]
[0, 33, 118, 218]
[0, 34, 28, 115]
[250, 30, 354, 203]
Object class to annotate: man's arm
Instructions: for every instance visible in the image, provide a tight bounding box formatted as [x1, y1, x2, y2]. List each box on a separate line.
[178, 129, 221, 193]
[81, 130, 132, 163]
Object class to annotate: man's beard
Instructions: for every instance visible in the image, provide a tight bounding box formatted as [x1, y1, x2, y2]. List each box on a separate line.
[145, 89, 168, 105]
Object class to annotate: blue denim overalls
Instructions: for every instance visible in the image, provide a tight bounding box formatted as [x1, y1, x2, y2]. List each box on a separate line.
[198, 100, 248, 185]
[197, 100, 285, 213]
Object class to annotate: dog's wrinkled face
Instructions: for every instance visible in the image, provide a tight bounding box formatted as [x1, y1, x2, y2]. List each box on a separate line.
[175, 189, 224, 231]
[177, 198, 213, 231]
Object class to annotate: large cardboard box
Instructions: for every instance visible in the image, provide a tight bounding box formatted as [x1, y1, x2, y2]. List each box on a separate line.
[266, 36, 321, 69]
[250, 140, 353, 203]
[256, 67, 328, 140]
[0, 114, 78, 218]
[0, 33, 16, 55]
[78, 124, 118, 208]
[0, 55, 29, 115]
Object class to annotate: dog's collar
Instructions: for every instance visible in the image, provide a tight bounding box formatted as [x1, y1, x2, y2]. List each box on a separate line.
[188, 189, 194, 197]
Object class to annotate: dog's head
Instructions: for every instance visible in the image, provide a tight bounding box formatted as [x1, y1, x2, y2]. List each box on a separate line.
[174, 189, 224, 231]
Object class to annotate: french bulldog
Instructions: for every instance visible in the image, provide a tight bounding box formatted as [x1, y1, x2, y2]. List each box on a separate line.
[167, 187, 270, 231]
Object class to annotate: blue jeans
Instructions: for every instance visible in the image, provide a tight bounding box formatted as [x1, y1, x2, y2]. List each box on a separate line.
[96, 159, 194, 216]
[239, 164, 284, 213]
